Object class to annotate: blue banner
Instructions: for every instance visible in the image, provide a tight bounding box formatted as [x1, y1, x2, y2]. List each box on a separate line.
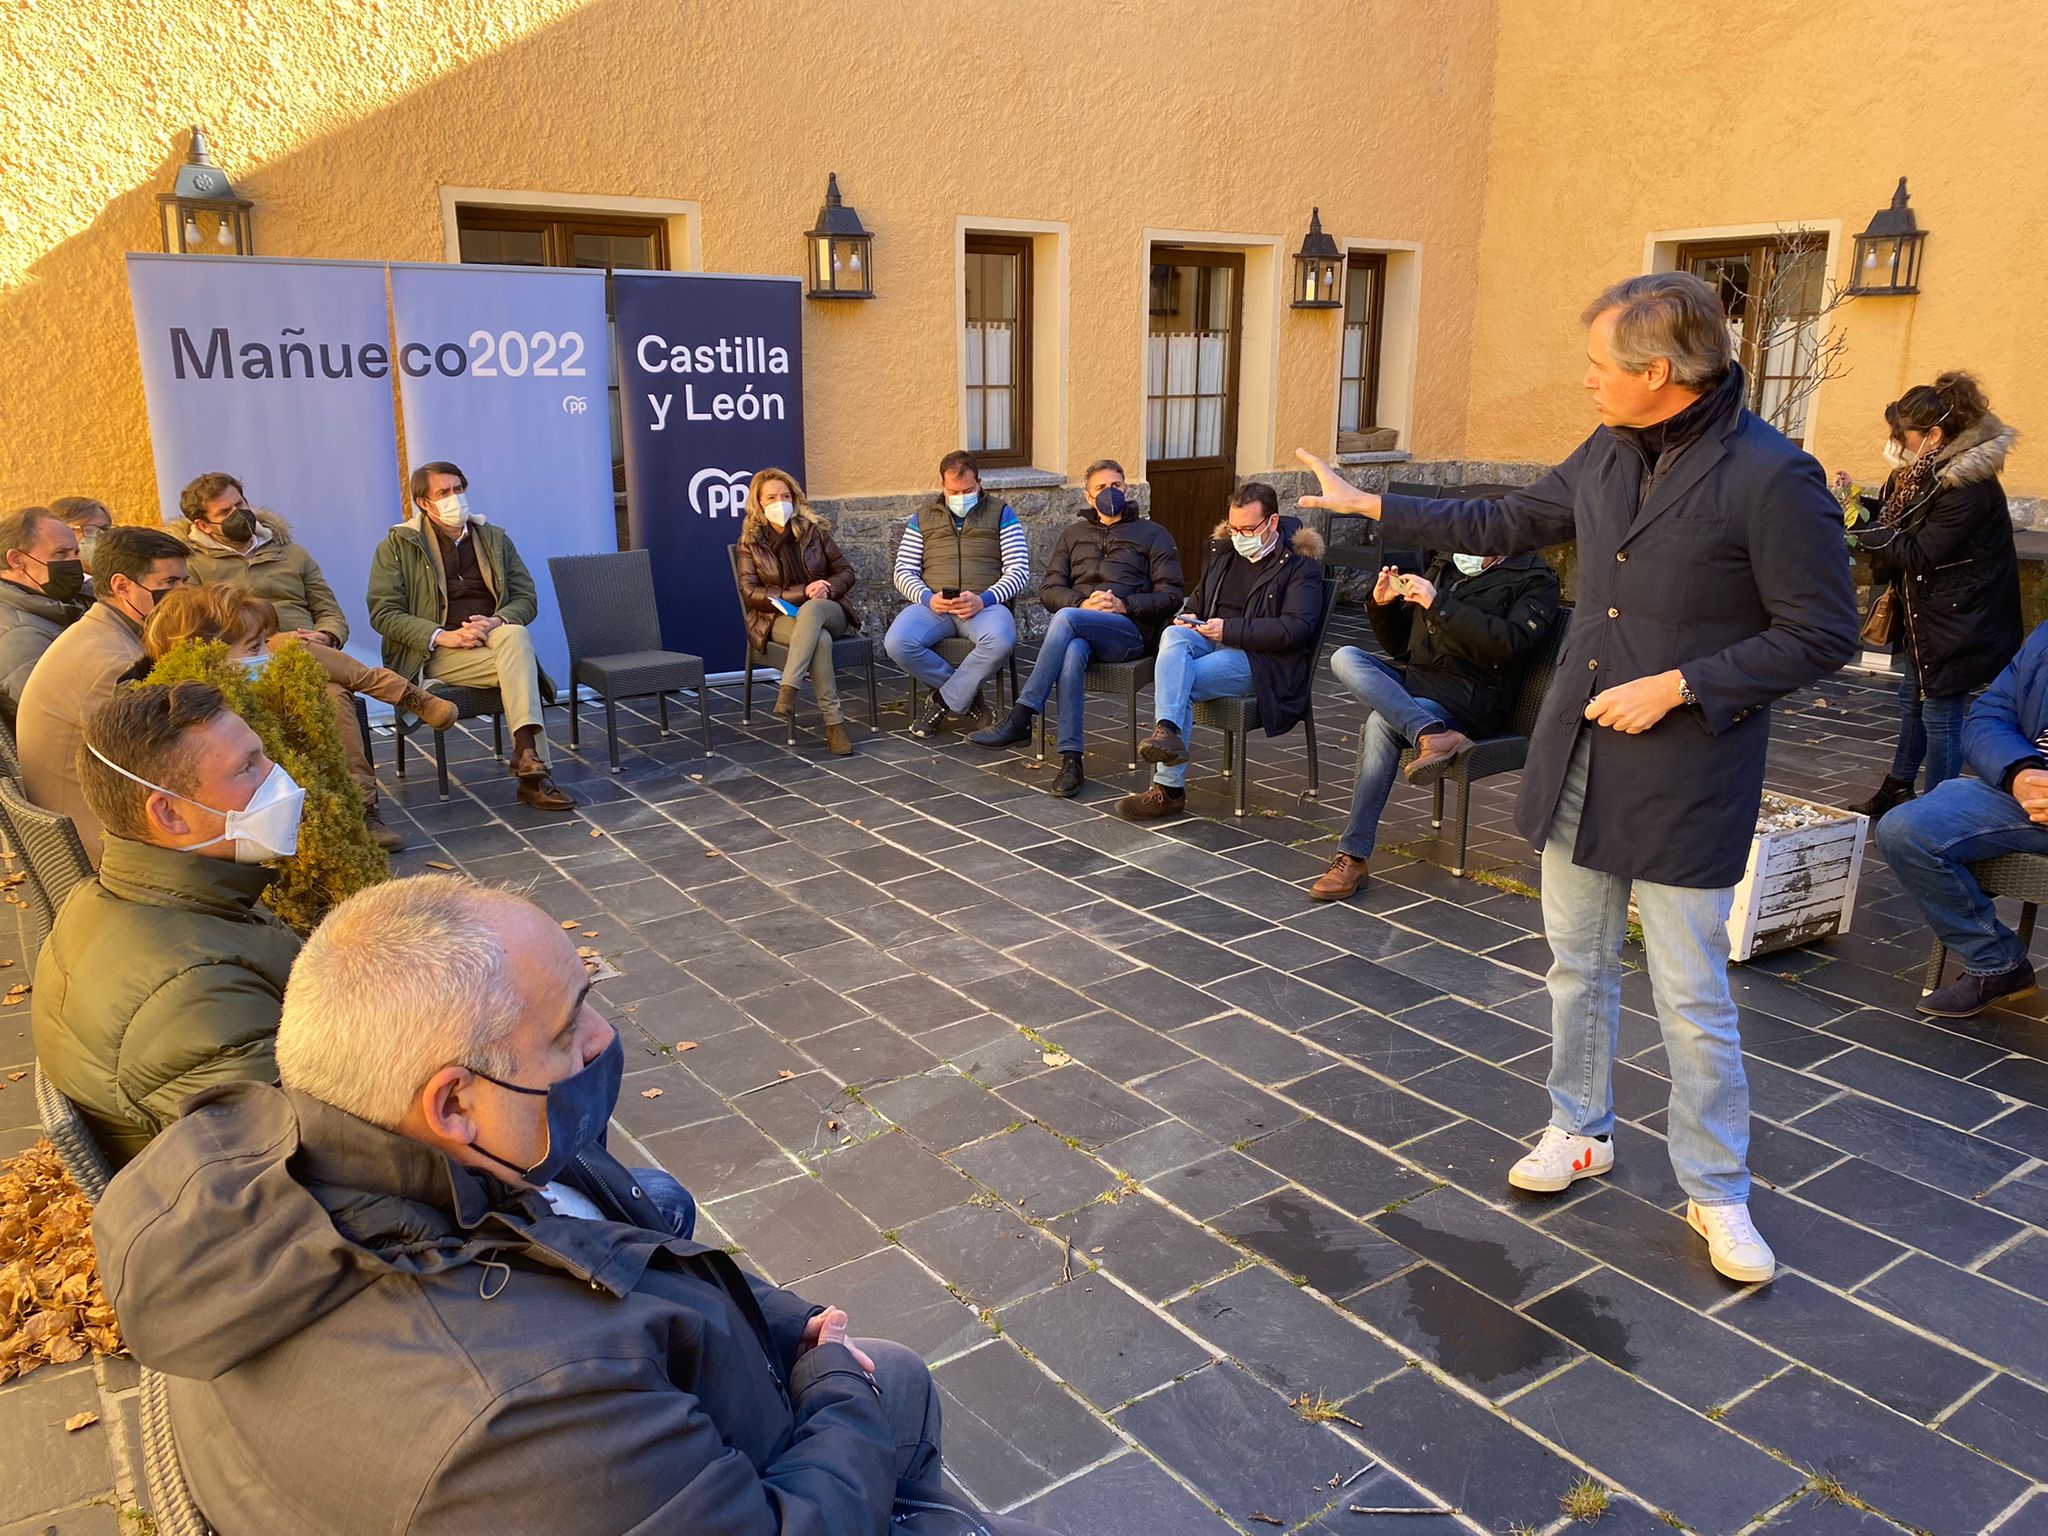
[389, 264, 616, 684]
[126, 254, 401, 675]
[614, 271, 806, 668]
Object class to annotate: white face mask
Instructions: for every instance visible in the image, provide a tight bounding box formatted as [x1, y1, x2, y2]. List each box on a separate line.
[1230, 520, 1275, 560]
[764, 500, 795, 528]
[88, 745, 305, 865]
[76, 531, 99, 565]
[428, 492, 471, 530]
[1881, 438, 1912, 471]
[945, 490, 980, 515]
[236, 654, 270, 677]
[1452, 553, 1488, 577]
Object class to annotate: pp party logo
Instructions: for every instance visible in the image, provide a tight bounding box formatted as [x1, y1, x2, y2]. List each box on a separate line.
[688, 467, 752, 518]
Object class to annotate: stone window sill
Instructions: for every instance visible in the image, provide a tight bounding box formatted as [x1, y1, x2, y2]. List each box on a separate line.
[979, 467, 1066, 490]
[1335, 450, 1412, 467]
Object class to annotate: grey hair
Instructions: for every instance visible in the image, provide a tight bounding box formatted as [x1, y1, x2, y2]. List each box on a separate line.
[1581, 272, 1732, 390]
[1082, 459, 1126, 483]
[276, 874, 530, 1128]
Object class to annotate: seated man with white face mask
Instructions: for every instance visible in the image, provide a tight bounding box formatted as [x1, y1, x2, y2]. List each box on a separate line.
[1309, 549, 1561, 902]
[368, 460, 575, 811]
[31, 682, 305, 1165]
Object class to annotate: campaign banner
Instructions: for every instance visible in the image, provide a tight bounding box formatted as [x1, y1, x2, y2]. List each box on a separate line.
[126, 254, 401, 674]
[613, 271, 805, 667]
[388, 263, 615, 684]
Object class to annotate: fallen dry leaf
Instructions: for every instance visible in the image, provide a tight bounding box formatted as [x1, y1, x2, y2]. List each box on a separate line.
[64, 1411, 98, 1432]
[704, 850, 721, 859]
[582, 930, 599, 938]
[640, 1088, 664, 1100]
[576, 947, 597, 959]
[0, 959, 14, 968]
[589, 828, 604, 838]
[424, 860, 455, 871]
[1040, 1050, 1071, 1069]
[776, 1069, 796, 1079]
[675, 1041, 698, 1052]
[5, 1072, 23, 1083]
[560, 919, 581, 930]
[1090, 1245, 1105, 1254]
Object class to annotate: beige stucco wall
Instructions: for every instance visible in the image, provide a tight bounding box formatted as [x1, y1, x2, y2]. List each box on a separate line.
[0, 0, 1501, 518]
[1463, 0, 2048, 497]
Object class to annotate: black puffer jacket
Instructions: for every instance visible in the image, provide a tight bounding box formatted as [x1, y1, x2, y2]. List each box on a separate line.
[1040, 511, 1185, 652]
[1182, 517, 1326, 736]
[1862, 415, 2023, 698]
[1367, 551, 1560, 735]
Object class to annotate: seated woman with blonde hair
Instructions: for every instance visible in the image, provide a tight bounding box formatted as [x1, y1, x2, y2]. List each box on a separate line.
[734, 467, 862, 755]
[139, 586, 443, 851]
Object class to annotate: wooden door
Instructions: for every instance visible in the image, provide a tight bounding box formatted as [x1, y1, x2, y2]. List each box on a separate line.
[1145, 249, 1243, 587]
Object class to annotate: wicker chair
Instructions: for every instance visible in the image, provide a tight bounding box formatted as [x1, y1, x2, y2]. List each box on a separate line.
[1920, 852, 2048, 995]
[725, 545, 880, 744]
[1189, 576, 1343, 817]
[0, 775, 94, 974]
[0, 714, 21, 781]
[34, 1064, 115, 1203]
[1323, 512, 1382, 576]
[393, 683, 505, 801]
[548, 551, 711, 770]
[141, 1367, 216, 1536]
[1379, 604, 1573, 876]
[1035, 654, 1157, 770]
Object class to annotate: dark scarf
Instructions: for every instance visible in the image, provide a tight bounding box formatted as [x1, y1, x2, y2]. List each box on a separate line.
[1615, 364, 1742, 461]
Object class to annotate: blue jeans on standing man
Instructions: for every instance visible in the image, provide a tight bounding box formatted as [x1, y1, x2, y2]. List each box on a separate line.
[884, 601, 1017, 713]
[1541, 733, 1751, 1207]
[1149, 624, 1253, 789]
[1017, 607, 1146, 754]
[1877, 775, 2048, 975]
[1890, 647, 1969, 790]
[1328, 646, 1455, 861]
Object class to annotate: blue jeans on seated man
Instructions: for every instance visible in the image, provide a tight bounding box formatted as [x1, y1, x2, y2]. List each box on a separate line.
[1329, 646, 1456, 861]
[1877, 775, 2048, 974]
[1543, 733, 1751, 1207]
[884, 601, 1017, 713]
[1019, 607, 1145, 754]
[1150, 624, 1254, 789]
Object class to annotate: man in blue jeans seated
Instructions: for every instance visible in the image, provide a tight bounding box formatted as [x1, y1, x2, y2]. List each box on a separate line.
[1879, 620, 2048, 1017]
[1309, 550, 1560, 901]
[1118, 482, 1325, 821]
[884, 448, 1031, 738]
[970, 458, 1184, 796]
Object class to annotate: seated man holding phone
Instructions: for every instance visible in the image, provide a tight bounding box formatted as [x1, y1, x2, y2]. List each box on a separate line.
[1310, 548, 1560, 900]
[1120, 482, 1325, 821]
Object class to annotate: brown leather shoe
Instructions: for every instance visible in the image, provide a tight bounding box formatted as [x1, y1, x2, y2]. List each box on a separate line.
[774, 684, 799, 719]
[509, 746, 549, 782]
[402, 685, 459, 732]
[1116, 783, 1186, 821]
[363, 806, 407, 853]
[1309, 852, 1369, 902]
[823, 722, 854, 757]
[1138, 720, 1189, 767]
[517, 774, 577, 812]
[1405, 729, 1474, 787]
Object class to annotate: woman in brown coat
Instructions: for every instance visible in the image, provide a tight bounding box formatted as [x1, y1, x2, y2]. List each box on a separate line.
[735, 467, 861, 755]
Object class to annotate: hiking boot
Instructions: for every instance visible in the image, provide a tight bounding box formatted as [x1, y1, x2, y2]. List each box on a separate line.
[401, 684, 459, 732]
[1138, 721, 1188, 767]
[1848, 774, 1916, 822]
[363, 806, 406, 853]
[1309, 852, 1370, 902]
[517, 774, 578, 812]
[823, 722, 854, 757]
[909, 693, 952, 739]
[1920, 959, 2036, 1018]
[958, 689, 997, 735]
[1507, 1126, 1613, 1193]
[1049, 752, 1085, 798]
[1405, 728, 1474, 787]
[509, 746, 549, 782]
[773, 684, 799, 719]
[1687, 1199, 1776, 1284]
[1116, 783, 1186, 821]
[970, 703, 1035, 749]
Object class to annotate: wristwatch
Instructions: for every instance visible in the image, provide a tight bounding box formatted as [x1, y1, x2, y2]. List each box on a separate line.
[1676, 672, 1699, 709]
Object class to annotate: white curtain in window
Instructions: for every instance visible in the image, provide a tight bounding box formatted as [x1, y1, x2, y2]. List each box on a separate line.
[985, 322, 1012, 387]
[984, 389, 1012, 452]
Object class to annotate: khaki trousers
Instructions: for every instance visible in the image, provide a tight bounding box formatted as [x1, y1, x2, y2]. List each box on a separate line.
[269, 636, 417, 806]
[423, 622, 550, 766]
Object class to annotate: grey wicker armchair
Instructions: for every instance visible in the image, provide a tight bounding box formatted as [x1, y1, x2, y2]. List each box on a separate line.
[1920, 852, 2048, 995]
[141, 1367, 216, 1536]
[725, 545, 879, 744]
[549, 551, 711, 769]
[1190, 576, 1343, 817]
[1383, 603, 1572, 876]
[0, 713, 21, 782]
[0, 775, 94, 973]
[393, 683, 505, 801]
[34, 1064, 115, 1203]
[1034, 654, 1156, 770]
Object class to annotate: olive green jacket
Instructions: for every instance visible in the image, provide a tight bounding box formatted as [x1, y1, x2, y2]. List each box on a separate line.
[365, 512, 550, 692]
[170, 510, 349, 642]
[30, 836, 299, 1166]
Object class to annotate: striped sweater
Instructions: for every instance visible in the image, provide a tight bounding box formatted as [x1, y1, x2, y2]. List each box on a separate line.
[892, 501, 1030, 607]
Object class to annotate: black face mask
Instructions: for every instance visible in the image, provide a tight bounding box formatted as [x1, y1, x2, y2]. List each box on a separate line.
[218, 509, 256, 544]
[32, 558, 85, 603]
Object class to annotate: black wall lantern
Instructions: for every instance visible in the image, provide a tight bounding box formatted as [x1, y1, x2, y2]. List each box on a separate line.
[805, 173, 874, 300]
[1848, 178, 1926, 296]
[158, 127, 254, 255]
[1291, 207, 1343, 309]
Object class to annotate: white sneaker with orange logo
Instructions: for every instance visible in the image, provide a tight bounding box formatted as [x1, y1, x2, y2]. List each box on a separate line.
[1686, 1199, 1776, 1284]
[1507, 1126, 1614, 1193]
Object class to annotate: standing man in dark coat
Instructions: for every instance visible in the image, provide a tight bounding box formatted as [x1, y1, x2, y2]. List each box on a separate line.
[1299, 272, 1858, 1285]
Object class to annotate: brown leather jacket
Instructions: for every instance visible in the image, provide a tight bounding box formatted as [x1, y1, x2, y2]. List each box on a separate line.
[736, 520, 861, 653]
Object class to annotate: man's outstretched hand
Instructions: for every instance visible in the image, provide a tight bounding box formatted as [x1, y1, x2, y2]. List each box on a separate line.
[1295, 449, 1381, 517]
[800, 1307, 876, 1371]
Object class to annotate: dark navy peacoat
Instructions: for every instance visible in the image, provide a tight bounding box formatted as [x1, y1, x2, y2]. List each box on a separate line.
[1379, 370, 1858, 888]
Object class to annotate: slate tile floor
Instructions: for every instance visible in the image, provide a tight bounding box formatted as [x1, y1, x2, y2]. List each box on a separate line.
[6, 609, 2048, 1534]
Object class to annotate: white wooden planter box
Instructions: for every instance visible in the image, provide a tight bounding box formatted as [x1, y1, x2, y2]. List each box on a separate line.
[1726, 794, 1869, 962]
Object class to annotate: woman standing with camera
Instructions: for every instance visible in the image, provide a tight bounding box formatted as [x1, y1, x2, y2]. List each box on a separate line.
[1851, 372, 2022, 820]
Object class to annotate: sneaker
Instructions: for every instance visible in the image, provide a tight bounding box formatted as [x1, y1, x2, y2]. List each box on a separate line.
[1116, 783, 1186, 821]
[1687, 1199, 1776, 1284]
[1507, 1126, 1613, 1193]
[909, 693, 952, 739]
[1308, 852, 1369, 902]
[970, 703, 1035, 749]
[1139, 721, 1188, 767]
[1049, 752, 1085, 798]
[958, 689, 997, 735]
[1920, 959, 2036, 1018]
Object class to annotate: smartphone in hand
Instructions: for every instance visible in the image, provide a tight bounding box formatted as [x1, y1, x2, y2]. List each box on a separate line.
[941, 587, 962, 599]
